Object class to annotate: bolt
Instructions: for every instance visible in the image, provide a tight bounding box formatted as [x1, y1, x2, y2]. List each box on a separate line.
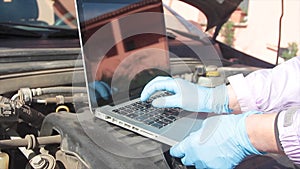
[30, 155, 47, 169]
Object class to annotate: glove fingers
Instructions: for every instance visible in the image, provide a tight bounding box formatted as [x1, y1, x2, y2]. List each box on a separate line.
[181, 156, 193, 166]
[194, 160, 207, 169]
[170, 141, 195, 166]
[140, 76, 175, 101]
[170, 142, 185, 158]
[152, 95, 180, 108]
[93, 81, 111, 100]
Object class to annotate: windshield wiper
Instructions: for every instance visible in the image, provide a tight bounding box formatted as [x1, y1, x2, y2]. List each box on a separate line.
[0, 22, 78, 38]
[0, 23, 41, 38]
[166, 28, 200, 40]
[166, 28, 213, 45]
[47, 29, 79, 38]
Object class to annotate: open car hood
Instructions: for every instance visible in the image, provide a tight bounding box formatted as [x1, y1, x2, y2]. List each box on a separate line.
[55, 0, 242, 31]
[180, 0, 242, 30]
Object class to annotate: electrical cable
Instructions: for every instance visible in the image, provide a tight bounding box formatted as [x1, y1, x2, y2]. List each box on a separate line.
[276, 0, 284, 65]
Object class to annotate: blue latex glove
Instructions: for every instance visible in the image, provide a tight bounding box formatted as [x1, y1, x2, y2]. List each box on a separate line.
[88, 81, 112, 105]
[140, 76, 232, 113]
[170, 111, 264, 169]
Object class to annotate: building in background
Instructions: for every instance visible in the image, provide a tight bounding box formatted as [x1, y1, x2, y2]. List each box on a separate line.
[164, 0, 300, 64]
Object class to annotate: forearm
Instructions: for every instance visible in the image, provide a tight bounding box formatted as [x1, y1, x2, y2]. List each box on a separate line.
[246, 110, 300, 166]
[245, 113, 284, 154]
[227, 84, 242, 114]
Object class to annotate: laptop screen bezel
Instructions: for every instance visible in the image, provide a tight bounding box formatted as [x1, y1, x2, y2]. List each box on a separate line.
[75, 0, 171, 110]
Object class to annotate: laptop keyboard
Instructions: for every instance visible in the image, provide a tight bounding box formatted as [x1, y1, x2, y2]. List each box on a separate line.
[112, 92, 183, 129]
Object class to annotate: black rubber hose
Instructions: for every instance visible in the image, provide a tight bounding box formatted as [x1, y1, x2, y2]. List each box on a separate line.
[18, 105, 45, 128]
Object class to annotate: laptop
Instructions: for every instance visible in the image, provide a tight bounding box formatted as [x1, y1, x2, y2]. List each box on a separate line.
[74, 0, 204, 146]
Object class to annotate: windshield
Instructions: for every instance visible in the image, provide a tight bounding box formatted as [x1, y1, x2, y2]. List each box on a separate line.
[0, 0, 201, 33]
[0, 0, 77, 29]
[0, 0, 195, 38]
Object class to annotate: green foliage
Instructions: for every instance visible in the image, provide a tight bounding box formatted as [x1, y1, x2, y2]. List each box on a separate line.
[221, 21, 235, 47]
[282, 42, 299, 60]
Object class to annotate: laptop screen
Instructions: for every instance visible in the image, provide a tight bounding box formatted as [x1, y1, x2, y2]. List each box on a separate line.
[76, 0, 170, 108]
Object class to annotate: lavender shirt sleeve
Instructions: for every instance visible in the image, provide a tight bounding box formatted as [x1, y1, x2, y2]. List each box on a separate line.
[228, 56, 300, 113]
[228, 56, 300, 165]
[277, 108, 300, 165]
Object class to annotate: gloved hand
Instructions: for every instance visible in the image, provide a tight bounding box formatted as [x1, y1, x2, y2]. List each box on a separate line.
[140, 76, 232, 113]
[88, 81, 112, 105]
[170, 111, 264, 169]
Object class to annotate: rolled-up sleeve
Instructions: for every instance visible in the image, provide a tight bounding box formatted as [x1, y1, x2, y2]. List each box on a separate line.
[277, 108, 300, 165]
[228, 56, 300, 113]
[228, 56, 300, 165]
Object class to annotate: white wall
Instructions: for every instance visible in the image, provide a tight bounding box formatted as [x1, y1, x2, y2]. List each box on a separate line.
[234, 0, 300, 64]
[165, 0, 300, 64]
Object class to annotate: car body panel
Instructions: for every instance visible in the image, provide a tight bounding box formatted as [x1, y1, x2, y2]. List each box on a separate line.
[180, 0, 243, 30]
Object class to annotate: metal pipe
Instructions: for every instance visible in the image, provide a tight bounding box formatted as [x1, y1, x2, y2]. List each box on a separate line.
[0, 135, 61, 149]
[39, 87, 86, 94]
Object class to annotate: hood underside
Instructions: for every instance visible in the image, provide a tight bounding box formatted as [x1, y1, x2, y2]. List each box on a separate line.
[180, 0, 243, 30]
[56, 0, 242, 31]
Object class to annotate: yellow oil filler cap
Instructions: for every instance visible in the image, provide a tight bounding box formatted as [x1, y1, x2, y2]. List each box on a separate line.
[205, 65, 220, 77]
